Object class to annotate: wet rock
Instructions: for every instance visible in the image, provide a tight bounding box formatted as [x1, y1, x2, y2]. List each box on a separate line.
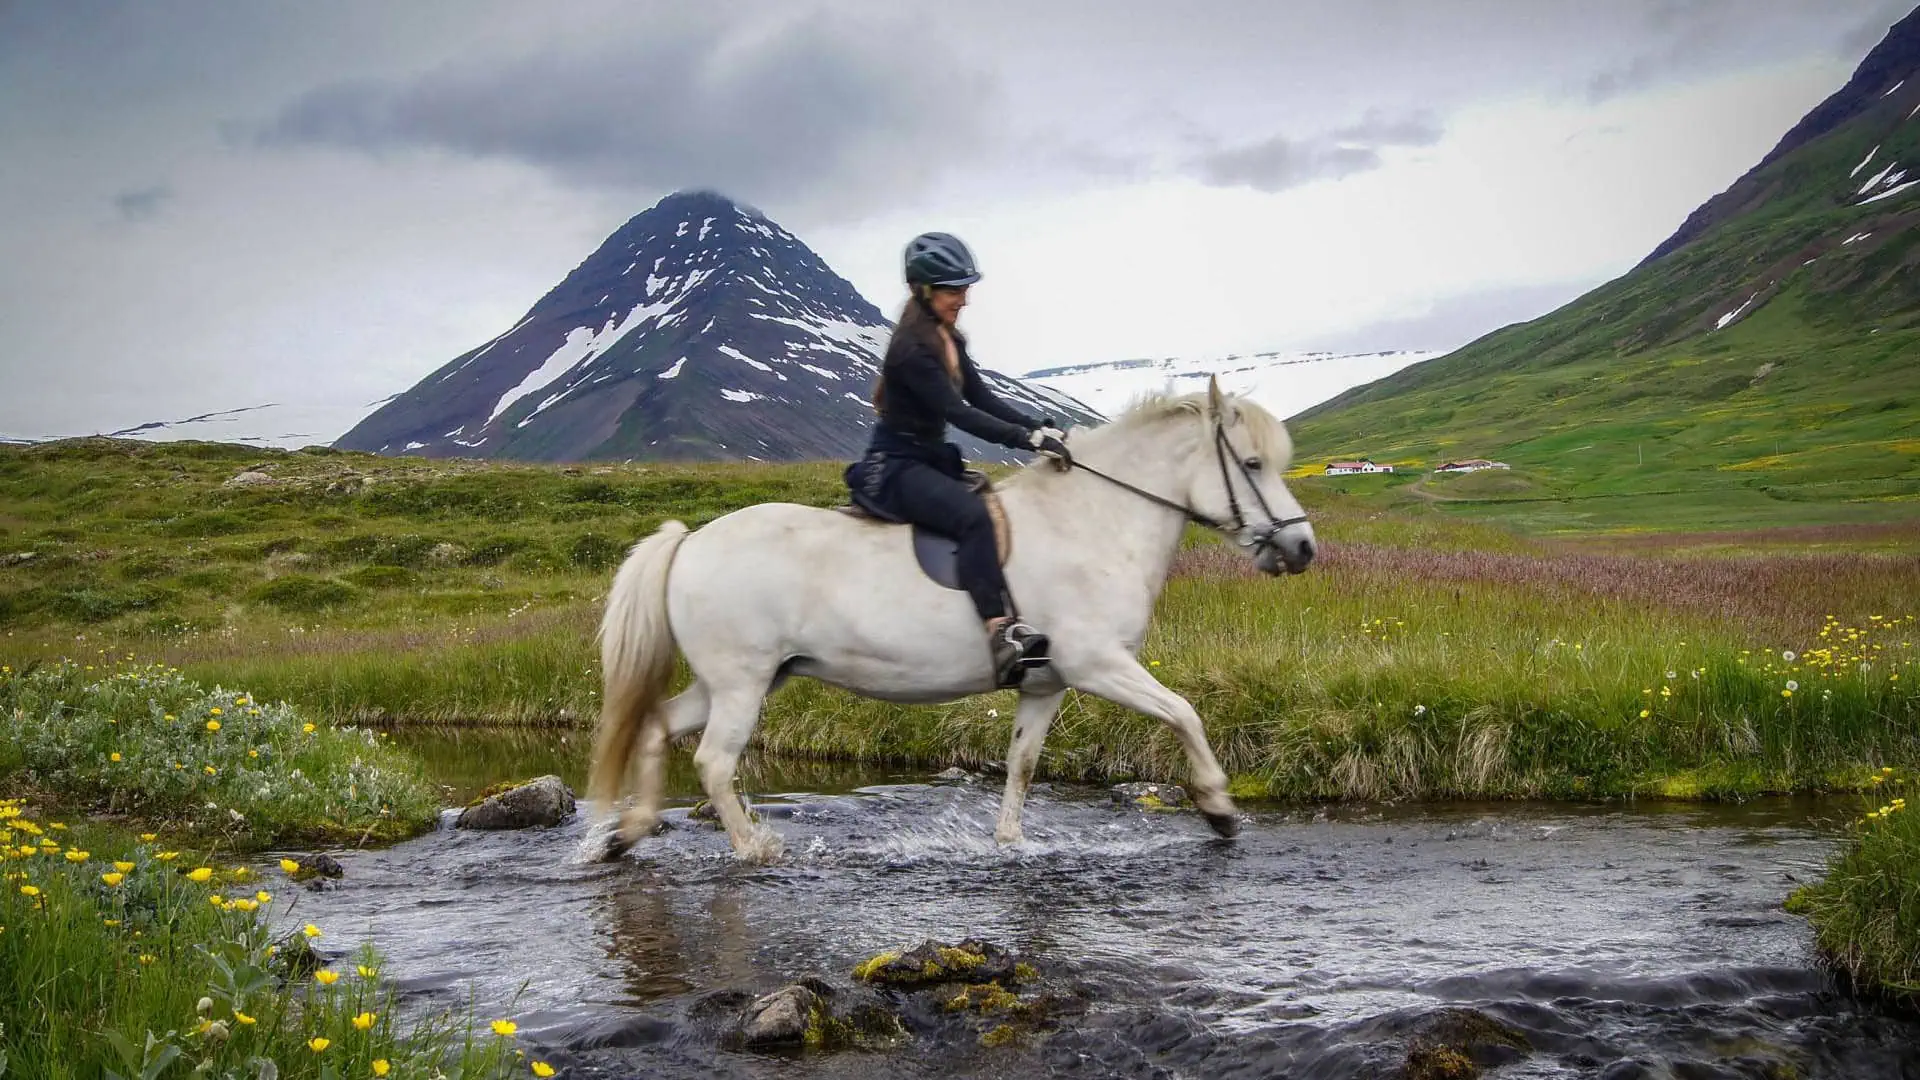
[933, 767, 976, 782]
[852, 939, 1024, 988]
[268, 929, 327, 979]
[1, 551, 37, 568]
[1405, 1008, 1531, 1077]
[456, 775, 577, 830]
[1110, 782, 1190, 811]
[223, 470, 278, 489]
[737, 984, 820, 1047]
[684, 797, 757, 829]
[286, 853, 344, 881]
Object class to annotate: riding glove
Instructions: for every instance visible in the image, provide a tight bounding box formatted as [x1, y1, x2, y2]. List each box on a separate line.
[1027, 426, 1073, 469]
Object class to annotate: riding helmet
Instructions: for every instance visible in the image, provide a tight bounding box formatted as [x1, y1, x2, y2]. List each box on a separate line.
[903, 232, 981, 287]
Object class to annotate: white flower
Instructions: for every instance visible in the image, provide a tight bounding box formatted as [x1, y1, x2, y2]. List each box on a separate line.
[1782, 650, 1797, 662]
[986, 709, 998, 719]
[1666, 671, 1677, 680]
[1786, 680, 1799, 691]
[1413, 704, 1427, 716]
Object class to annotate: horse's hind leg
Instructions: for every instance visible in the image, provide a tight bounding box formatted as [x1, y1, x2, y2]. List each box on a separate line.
[692, 681, 783, 864]
[995, 688, 1067, 846]
[607, 683, 709, 857]
[1068, 653, 1240, 838]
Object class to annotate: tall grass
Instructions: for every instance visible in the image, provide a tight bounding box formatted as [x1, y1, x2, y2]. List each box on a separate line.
[0, 802, 543, 1079]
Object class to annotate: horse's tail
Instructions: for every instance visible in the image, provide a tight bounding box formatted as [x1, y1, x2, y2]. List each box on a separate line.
[589, 520, 691, 812]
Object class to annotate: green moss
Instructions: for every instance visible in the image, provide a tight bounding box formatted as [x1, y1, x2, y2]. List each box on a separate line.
[465, 778, 530, 809]
[1783, 886, 1814, 915]
[1406, 1046, 1478, 1080]
[979, 1023, 1021, 1048]
[1012, 962, 1039, 983]
[944, 983, 1019, 1014]
[852, 950, 901, 982]
[935, 945, 986, 971]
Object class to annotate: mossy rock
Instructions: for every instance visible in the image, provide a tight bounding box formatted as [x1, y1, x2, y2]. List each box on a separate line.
[853, 939, 1021, 988]
[1405, 1008, 1531, 1077]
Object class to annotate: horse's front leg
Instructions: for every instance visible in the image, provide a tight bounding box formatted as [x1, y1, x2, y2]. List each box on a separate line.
[994, 688, 1068, 845]
[1066, 654, 1240, 837]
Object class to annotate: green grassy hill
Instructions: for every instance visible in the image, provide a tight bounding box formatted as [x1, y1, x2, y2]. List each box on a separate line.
[1293, 9, 1920, 534]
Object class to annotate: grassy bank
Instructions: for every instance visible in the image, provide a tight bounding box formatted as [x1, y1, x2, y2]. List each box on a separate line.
[0, 659, 441, 850]
[1795, 770, 1920, 1001]
[0, 800, 549, 1079]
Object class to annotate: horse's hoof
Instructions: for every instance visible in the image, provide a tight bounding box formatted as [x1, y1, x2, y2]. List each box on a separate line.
[1202, 811, 1242, 839]
[597, 834, 634, 862]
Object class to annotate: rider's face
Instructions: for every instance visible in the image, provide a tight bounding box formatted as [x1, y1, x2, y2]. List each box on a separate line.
[929, 286, 968, 325]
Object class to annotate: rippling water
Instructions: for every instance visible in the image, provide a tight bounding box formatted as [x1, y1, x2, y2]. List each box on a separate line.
[270, 729, 1920, 1079]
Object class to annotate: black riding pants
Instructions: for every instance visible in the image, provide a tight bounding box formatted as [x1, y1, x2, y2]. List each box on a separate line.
[884, 459, 1007, 621]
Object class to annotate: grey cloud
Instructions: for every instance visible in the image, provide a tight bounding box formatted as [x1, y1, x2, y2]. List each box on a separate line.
[244, 10, 989, 220]
[1191, 110, 1443, 194]
[112, 184, 173, 222]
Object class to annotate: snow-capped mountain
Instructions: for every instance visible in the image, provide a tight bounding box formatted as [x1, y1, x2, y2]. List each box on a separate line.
[1022, 349, 1440, 423]
[336, 190, 1099, 464]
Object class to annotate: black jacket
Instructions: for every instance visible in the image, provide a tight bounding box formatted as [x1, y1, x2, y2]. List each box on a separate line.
[870, 324, 1038, 454]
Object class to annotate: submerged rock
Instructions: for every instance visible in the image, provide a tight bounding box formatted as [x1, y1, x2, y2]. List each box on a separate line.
[933, 767, 976, 783]
[455, 775, 577, 830]
[1405, 1008, 1531, 1078]
[1110, 782, 1190, 810]
[727, 982, 905, 1052]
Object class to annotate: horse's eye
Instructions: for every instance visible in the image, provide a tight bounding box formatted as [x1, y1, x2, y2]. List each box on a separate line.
[1244, 457, 1263, 472]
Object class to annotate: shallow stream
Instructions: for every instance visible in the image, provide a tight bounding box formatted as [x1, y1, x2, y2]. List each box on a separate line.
[270, 727, 1920, 1078]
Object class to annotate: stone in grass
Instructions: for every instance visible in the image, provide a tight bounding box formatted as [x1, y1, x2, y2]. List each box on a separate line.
[455, 775, 577, 830]
[223, 470, 278, 489]
[1110, 782, 1190, 811]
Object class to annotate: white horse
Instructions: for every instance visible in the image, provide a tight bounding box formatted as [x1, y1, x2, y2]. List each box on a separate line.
[588, 378, 1317, 863]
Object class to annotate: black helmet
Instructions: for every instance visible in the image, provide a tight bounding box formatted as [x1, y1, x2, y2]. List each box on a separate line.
[904, 232, 981, 287]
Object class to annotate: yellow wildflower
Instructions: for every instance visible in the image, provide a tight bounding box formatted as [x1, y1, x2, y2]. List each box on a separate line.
[303, 723, 316, 734]
[314, 969, 340, 985]
[155, 851, 179, 862]
[280, 858, 301, 874]
[115, 861, 135, 873]
[532, 1064, 556, 1078]
[103, 918, 121, 926]
[64, 849, 90, 863]
[303, 922, 322, 938]
[234, 1010, 256, 1025]
[138, 954, 155, 965]
[19, 885, 39, 896]
[102, 872, 125, 886]
[110, 753, 122, 762]
[204, 766, 217, 776]
[352, 1011, 375, 1030]
[358, 964, 379, 979]
[256, 890, 272, 903]
[209, 707, 223, 716]
[491, 1019, 518, 1036]
[308, 1037, 330, 1053]
[373, 1061, 391, 1077]
[206, 720, 221, 732]
[231, 898, 258, 913]
[187, 867, 214, 883]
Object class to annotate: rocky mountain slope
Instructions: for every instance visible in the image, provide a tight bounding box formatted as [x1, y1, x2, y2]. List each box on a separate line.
[336, 191, 1098, 464]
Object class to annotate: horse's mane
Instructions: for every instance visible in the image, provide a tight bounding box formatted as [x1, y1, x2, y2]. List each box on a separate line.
[1059, 388, 1293, 466]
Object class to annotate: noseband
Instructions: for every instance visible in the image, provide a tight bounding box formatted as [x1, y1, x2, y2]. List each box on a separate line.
[1068, 415, 1310, 551]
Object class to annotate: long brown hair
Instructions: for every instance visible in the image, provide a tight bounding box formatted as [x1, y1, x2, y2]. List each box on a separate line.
[871, 286, 962, 412]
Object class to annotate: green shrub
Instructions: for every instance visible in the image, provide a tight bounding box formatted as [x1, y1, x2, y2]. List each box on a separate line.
[247, 576, 358, 613]
[343, 566, 419, 590]
[567, 531, 627, 570]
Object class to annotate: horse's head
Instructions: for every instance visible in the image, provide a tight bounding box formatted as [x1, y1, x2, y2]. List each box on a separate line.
[1184, 377, 1316, 575]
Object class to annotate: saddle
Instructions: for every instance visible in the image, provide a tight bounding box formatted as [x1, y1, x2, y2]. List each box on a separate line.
[837, 469, 1011, 591]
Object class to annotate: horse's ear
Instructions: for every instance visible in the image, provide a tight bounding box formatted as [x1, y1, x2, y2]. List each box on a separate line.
[1206, 375, 1236, 423]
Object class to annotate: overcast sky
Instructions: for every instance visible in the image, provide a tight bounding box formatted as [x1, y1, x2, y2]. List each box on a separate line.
[1, 0, 1910, 440]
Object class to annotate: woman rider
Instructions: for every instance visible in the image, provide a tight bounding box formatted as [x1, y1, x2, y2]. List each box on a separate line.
[845, 232, 1073, 686]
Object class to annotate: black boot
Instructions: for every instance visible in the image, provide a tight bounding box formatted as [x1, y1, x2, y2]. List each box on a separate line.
[991, 620, 1051, 687]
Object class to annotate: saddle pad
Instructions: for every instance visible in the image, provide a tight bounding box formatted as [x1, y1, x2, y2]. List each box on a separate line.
[837, 489, 1011, 592]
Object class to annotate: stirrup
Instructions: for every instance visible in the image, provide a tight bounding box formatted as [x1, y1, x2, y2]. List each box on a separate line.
[991, 621, 1051, 687]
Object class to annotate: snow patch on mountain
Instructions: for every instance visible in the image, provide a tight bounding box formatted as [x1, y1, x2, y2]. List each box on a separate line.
[1024, 349, 1440, 422]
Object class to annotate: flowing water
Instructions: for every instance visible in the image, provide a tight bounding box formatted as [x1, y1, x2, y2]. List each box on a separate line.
[273, 728, 1920, 1079]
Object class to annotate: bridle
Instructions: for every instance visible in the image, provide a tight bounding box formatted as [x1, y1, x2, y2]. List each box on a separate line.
[1067, 414, 1310, 551]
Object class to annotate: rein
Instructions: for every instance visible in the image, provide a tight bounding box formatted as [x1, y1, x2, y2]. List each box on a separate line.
[1067, 418, 1309, 545]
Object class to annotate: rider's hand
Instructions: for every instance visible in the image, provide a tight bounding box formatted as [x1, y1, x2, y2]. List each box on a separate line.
[1027, 426, 1072, 469]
